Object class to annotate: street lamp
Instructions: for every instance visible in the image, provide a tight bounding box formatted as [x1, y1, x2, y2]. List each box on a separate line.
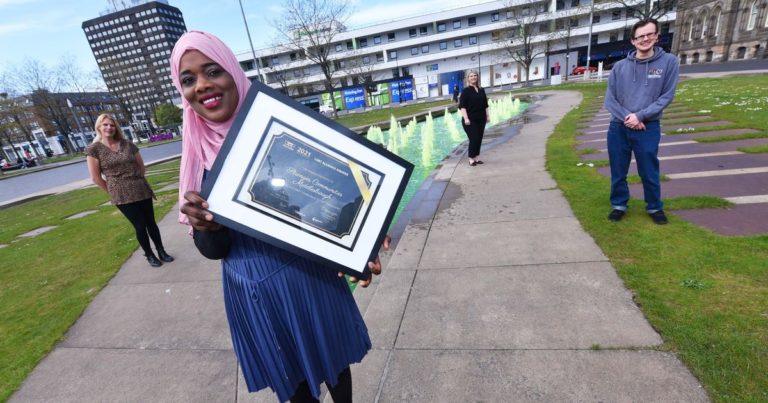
[585, 0, 595, 81]
[238, 0, 263, 82]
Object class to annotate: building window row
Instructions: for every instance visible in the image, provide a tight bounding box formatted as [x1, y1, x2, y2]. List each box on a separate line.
[85, 15, 130, 31]
[87, 24, 134, 39]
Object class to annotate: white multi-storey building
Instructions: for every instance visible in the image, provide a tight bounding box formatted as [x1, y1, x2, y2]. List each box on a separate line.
[236, 0, 676, 111]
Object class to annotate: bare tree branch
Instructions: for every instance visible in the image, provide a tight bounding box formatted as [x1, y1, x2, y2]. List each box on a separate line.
[496, 1, 552, 86]
[272, 0, 352, 117]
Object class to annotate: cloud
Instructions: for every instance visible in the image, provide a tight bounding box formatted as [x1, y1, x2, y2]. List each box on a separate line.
[0, 0, 36, 7]
[0, 8, 81, 35]
[0, 21, 30, 34]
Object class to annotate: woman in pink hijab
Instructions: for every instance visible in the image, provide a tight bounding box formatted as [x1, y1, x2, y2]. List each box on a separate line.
[171, 31, 383, 403]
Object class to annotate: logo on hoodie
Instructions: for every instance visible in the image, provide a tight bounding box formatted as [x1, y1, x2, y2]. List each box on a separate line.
[647, 68, 663, 79]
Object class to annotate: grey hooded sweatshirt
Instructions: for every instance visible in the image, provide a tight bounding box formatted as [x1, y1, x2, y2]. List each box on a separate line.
[604, 46, 679, 123]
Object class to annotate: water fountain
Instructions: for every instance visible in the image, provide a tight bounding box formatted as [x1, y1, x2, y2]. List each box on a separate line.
[421, 112, 435, 167]
[362, 96, 528, 221]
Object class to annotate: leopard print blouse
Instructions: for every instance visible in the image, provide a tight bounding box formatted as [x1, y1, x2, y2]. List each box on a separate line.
[86, 140, 154, 205]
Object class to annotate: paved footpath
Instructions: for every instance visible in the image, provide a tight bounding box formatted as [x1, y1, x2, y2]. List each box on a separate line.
[10, 91, 708, 402]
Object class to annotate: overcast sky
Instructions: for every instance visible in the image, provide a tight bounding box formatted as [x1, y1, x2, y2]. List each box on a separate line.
[0, 0, 494, 89]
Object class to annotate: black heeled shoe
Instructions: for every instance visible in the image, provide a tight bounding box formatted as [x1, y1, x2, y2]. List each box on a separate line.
[146, 253, 162, 267]
[157, 249, 175, 263]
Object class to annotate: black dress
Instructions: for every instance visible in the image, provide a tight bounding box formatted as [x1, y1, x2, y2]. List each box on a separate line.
[459, 86, 489, 158]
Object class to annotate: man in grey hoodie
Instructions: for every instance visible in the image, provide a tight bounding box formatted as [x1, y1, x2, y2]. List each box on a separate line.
[604, 18, 679, 225]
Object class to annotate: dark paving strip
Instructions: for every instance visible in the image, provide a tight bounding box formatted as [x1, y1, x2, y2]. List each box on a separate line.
[674, 204, 768, 237]
[664, 111, 710, 118]
[662, 128, 761, 140]
[577, 127, 761, 143]
[663, 116, 719, 125]
[583, 138, 768, 161]
[596, 153, 768, 176]
[579, 115, 718, 129]
[629, 172, 768, 198]
[664, 121, 733, 131]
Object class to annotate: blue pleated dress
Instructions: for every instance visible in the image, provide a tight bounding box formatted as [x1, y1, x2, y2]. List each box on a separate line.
[221, 229, 371, 401]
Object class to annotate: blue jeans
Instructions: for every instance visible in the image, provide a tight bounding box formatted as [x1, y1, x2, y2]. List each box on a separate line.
[607, 120, 663, 213]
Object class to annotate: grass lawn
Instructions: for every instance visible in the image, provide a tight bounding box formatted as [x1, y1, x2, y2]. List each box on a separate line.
[0, 160, 180, 402]
[539, 76, 768, 402]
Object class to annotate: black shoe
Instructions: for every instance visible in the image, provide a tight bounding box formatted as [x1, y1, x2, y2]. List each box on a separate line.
[649, 210, 668, 225]
[157, 249, 175, 263]
[146, 253, 163, 267]
[608, 209, 625, 222]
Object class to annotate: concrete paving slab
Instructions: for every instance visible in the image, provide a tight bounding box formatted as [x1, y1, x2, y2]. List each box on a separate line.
[361, 269, 416, 349]
[60, 281, 231, 350]
[9, 348, 237, 403]
[419, 218, 608, 269]
[157, 182, 179, 193]
[18, 225, 57, 238]
[64, 210, 98, 220]
[434, 185, 572, 224]
[397, 262, 660, 349]
[387, 223, 429, 270]
[377, 350, 708, 402]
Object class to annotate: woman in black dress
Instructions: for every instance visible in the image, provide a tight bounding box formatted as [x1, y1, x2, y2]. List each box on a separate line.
[459, 70, 489, 166]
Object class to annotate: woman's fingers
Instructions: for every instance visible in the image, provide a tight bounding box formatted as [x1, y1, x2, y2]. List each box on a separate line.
[181, 191, 220, 230]
[368, 257, 382, 276]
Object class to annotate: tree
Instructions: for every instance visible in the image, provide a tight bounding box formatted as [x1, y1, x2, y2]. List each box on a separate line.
[498, 1, 552, 86]
[272, 0, 352, 117]
[154, 103, 182, 127]
[10, 59, 83, 154]
[0, 93, 41, 159]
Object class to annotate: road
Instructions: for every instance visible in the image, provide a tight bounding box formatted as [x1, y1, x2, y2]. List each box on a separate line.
[0, 141, 182, 205]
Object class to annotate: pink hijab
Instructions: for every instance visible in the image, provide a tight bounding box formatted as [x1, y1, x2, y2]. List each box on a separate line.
[170, 31, 251, 224]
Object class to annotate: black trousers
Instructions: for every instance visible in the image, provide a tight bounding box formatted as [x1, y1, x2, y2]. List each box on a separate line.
[462, 119, 486, 158]
[116, 198, 164, 256]
[290, 367, 352, 403]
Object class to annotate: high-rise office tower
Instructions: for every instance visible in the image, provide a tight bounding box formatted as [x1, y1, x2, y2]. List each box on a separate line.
[82, 0, 186, 134]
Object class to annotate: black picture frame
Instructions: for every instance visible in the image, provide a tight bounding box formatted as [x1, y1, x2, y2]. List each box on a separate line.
[201, 80, 413, 278]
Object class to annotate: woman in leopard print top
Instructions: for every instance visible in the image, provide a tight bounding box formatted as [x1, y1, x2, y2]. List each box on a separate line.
[86, 113, 174, 267]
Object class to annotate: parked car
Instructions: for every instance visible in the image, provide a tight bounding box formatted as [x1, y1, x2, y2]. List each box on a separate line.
[319, 103, 335, 116]
[571, 65, 598, 75]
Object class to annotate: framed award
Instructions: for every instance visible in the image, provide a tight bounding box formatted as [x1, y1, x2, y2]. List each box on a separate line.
[201, 80, 414, 278]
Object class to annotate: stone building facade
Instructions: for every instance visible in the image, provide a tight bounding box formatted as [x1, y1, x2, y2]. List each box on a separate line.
[672, 0, 768, 63]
